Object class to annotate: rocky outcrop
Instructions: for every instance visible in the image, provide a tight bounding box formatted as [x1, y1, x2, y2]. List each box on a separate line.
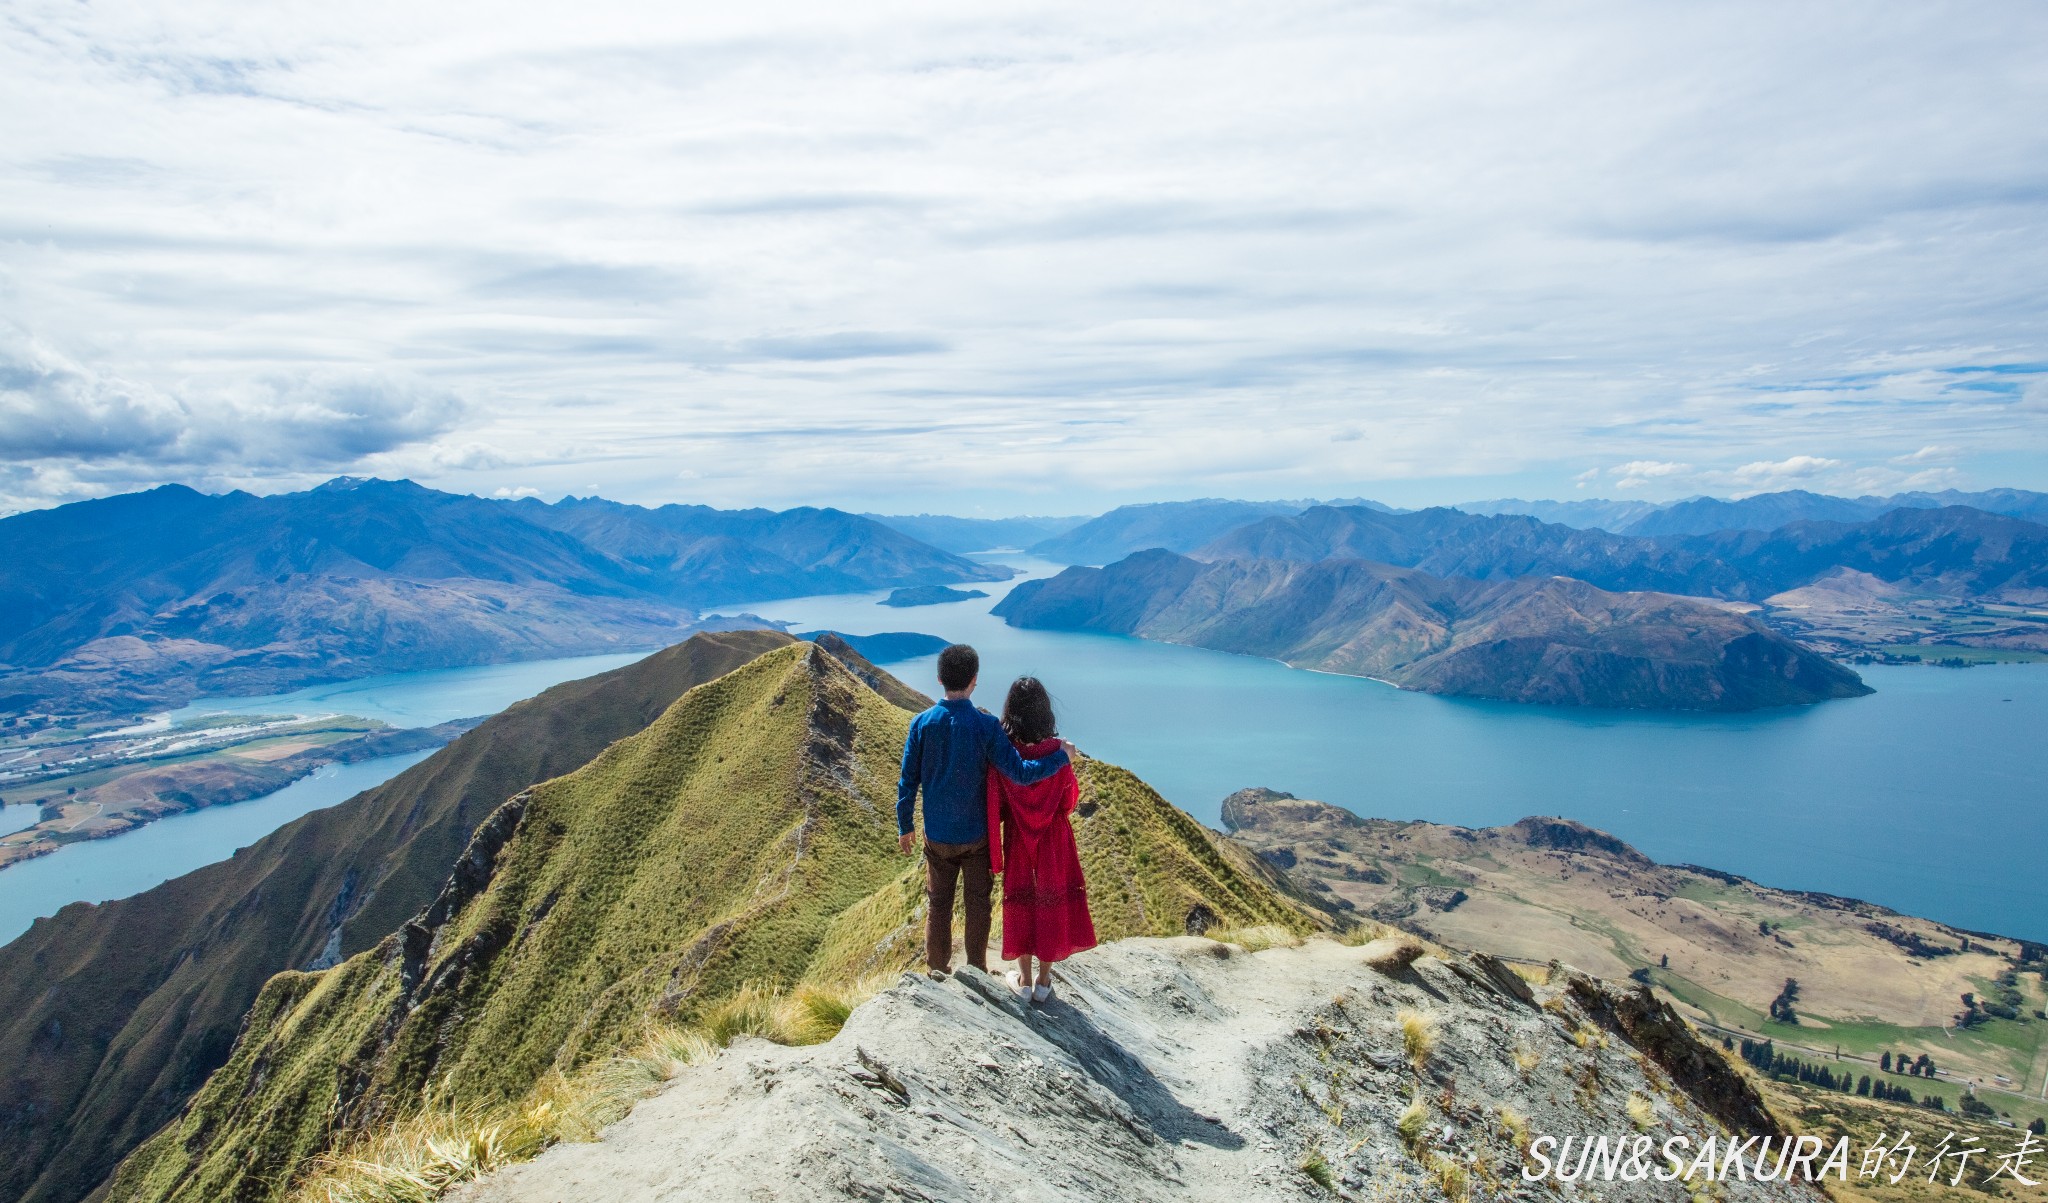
[453, 938, 1811, 1203]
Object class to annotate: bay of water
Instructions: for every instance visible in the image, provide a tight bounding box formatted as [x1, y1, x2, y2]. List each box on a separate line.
[0, 751, 434, 944]
[160, 649, 658, 728]
[719, 554, 2048, 943]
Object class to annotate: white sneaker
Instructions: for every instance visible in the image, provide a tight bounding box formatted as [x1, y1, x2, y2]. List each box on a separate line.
[1032, 983, 1053, 1004]
[1006, 970, 1032, 998]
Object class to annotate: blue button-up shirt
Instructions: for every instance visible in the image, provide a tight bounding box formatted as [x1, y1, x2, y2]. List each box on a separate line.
[897, 697, 1069, 843]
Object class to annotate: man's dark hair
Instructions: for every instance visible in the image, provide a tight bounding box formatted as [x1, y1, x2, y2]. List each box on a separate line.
[937, 644, 979, 692]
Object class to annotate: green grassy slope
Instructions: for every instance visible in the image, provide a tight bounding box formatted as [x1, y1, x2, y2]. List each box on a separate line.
[0, 629, 798, 1203]
[100, 643, 1312, 1203]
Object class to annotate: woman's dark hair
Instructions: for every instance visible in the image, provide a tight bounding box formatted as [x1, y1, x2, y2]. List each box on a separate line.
[1001, 676, 1058, 746]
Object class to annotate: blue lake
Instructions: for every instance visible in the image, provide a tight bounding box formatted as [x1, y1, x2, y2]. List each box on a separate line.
[2, 552, 2042, 947]
[0, 751, 434, 944]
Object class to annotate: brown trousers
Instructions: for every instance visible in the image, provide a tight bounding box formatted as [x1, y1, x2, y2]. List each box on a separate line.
[923, 838, 992, 972]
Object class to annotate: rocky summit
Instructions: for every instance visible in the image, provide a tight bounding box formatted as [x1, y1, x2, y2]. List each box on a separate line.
[450, 937, 1805, 1203]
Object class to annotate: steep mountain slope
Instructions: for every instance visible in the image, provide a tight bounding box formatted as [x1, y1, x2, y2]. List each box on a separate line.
[1031, 499, 1307, 563]
[996, 550, 1868, 709]
[0, 480, 995, 718]
[1200, 503, 2048, 601]
[864, 512, 1089, 552]
[102, 643, 1308, 1203]
[452, 937, 1803, 1203]
[0, 630, 799, 1203]
[516, 496, 1008, 602]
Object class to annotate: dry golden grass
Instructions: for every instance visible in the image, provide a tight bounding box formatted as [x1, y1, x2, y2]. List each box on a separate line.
[1397, 1009, 1435, 1068]
[1626, 1093, 1656, 1131]
[1210, 924, 1305, 952]
[1512, 1044, 1541, 1076]
[1397, 1096, 1430, 1148]
[1495, 1104, 1529, 1154]
[1425, 1151, 1470, 1203]
[289, 975, 891, 1203]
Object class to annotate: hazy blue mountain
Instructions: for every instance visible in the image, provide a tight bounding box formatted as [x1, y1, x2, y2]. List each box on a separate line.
[1198, 503, 2048, 601]
[1876, 487, 2048, 525]
[1619, 489, 1888, 537]
[1455, 497, 1664, 531]
[0, 480, 1003, 717]
[1459, 488, 2048, 537]
[1029, 499, 1310, 563]
[512, 496, 1007, 602]
[994, 549, 1868, 710]
[863, 512, 1089, 553]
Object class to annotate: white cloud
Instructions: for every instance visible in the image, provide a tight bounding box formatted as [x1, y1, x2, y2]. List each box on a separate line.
[1610, 460, 1692, 490]
[0, 1, 2044, 513]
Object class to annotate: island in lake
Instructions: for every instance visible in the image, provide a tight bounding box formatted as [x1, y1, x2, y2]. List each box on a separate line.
[879, 584, 990, 607]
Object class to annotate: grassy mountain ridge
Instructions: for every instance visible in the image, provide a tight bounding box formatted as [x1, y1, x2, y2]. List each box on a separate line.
[0, 630, 800, 1203]
[995, 550, 1867, 709]
[100, 642, 1310, 1203]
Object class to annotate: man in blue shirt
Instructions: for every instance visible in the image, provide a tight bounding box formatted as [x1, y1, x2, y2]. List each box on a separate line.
[898, 643, 1071, 976]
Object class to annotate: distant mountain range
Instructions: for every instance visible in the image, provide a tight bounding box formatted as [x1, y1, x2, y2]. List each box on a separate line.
[1025, 497, 1398, 564]
[0, 479, 1003, 718]
[1200, 503, 2048, 601]
[1459, 486, 2048, 536]
[950, 488, 2048, 567]
[863, 512, 1087, 553]
[993, 549, 1869, 710]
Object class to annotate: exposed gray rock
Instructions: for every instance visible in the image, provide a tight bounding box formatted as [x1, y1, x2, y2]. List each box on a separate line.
[453, 937, 1815, 1203]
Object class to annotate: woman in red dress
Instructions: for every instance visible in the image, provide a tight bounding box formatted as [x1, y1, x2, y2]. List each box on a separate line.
[986, 676, 1096, 1002]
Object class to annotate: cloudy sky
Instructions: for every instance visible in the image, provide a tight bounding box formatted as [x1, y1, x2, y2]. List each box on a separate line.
[3, 0, 2044, 517]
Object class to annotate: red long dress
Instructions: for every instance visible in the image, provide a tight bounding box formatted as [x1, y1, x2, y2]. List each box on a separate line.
[986, 738, 1097, 963]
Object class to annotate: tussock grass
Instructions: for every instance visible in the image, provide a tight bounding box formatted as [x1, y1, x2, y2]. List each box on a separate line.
[1425, 1151, 1470, 1202]
[1397, 1096, 1430, 1148]
[295, 1103, 557, 1203]
[1334, 922, 1386, 947]
[1626, 1093, 1657, 1131]
[1495, 1104, 1529, 1155]
[1299, 1146, 1335, 1192]
[701, 983, 787, 1045]
[290, 973, 890, 1203]
[1397, 1009, 1435, 1068]
[293, 1018, 726, 1203]
[1512, 1044, 1541, 1076]
[1210, 924, 1303, 952]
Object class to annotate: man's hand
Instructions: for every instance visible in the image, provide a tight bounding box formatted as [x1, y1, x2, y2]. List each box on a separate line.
[1060, 738, 1078, 756]
[898, 832, 915, 856]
